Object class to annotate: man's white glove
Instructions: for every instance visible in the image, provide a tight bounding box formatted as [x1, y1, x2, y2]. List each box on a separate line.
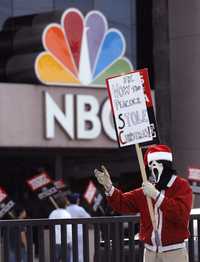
[94, 165, 112, 192]
[142, 181, 160, 200]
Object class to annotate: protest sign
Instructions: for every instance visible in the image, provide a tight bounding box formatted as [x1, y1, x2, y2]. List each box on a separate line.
[106, 71, 153, 147]
[0, 187, 15, 218]
[26, 173, 58, 208]
[188, 167, 200, 194]
[27, 173, 52, 191]
[106, 69, 157, 230]
[0, 187, 7, 203]
[188, 167, 200, 182]
[84, 180, 97, 205]
[54, 179, 67, 191]
[84, 180, 104, 214]
[92, 193, 104, 212]
[139, 68, 159, 146]
[53, 179, 69, 199]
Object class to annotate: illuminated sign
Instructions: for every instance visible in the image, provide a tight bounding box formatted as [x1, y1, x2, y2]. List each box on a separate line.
[35, 8, 133, 87]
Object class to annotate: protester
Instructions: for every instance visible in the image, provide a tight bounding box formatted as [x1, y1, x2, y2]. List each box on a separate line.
[49, 197, 72, 262]
[9, 207, 28, 262]
[94, 144, 193, 262]
[66, 193, 91, 262]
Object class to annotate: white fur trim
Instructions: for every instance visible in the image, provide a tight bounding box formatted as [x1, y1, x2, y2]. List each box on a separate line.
[147, 152, 172, 163]
[105, 186, 115, 196]
[145, 242, 186, 253]
[155, 192, 165, 208]
[166, 175, 177, 187]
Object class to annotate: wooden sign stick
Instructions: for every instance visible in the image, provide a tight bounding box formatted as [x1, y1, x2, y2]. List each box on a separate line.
[8, 211, 15, 219]
[49, 196, 59, 209]
[135, 143, 156, 231]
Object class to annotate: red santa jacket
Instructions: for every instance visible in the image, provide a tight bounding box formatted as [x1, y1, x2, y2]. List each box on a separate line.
[107, 175, 192, 252]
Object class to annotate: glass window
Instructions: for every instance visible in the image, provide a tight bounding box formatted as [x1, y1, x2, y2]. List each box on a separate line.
[0, 0, 138, 83]
[94, 0, 137, 67]
[94, 0, 132, 26]
[0, 1, 12, 30]
[13, 0, 54, 16]
[55, 0, 94, 13]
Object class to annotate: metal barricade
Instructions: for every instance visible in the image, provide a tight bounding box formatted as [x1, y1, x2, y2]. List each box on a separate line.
[0, 215, 141, 262]
[0, 214, 199, 262]
[188, 214, 200, 262]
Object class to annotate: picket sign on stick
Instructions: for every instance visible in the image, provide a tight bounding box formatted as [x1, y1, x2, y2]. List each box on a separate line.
[8, 211, 16, 219]
[49, 196, 59, 209]
[106, 69, 157, 230]
[26, 173, 59, 209]
[135, 143, 156, 230]
[0, 187, 16, 219]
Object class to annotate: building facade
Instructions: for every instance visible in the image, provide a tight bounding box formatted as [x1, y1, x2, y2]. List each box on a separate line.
[4, 0, 200, 214]
[0, 0, 155, 216]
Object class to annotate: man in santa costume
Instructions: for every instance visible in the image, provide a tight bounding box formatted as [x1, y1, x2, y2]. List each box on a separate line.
[94, 144, 192, 262]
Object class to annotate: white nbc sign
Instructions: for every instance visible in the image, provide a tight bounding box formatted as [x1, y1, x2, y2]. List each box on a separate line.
[106, 71, 153, 147]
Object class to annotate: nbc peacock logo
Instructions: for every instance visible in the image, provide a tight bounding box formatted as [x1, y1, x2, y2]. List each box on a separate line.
[35, 8, 133, 87]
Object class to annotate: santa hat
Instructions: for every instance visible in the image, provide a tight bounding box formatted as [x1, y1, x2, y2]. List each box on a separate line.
[144, 144, 173, 166]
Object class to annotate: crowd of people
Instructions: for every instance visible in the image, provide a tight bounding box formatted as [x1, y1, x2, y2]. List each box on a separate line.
[4, 189, 91, 262]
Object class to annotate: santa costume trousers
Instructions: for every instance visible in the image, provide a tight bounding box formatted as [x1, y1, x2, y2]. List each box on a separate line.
[143, 248, 188, 262]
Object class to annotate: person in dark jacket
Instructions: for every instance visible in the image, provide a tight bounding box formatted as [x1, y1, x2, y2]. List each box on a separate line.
[9, 207, 28, 262]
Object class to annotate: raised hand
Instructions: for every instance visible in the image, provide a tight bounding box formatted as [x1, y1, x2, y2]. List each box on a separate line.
[94, 165, 113, 192]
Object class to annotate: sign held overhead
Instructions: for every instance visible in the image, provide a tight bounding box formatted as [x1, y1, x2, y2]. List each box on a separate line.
[106, 69, 158, 231]
[106, 71, 153, 147]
